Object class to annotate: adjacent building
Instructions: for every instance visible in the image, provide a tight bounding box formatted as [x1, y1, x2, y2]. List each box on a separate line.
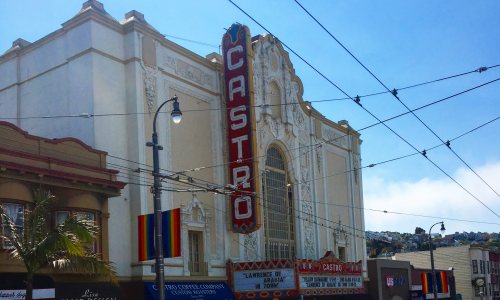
[394, 245, 499, 300]
[0, 121, 125, 299]
[0, 1, 367, 299]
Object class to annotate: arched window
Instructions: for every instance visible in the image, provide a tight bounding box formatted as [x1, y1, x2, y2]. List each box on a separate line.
[263, 146, 295, 259]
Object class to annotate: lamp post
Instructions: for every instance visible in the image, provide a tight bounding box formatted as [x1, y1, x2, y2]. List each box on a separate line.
[146, 96, 182, 300]
[429, 221, 445, 300]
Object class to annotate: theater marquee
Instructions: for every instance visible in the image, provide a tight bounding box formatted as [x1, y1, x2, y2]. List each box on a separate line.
[222, 23, 260, 234]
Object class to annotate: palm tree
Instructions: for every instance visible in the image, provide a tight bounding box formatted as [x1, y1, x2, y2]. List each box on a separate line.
[0, 189, 116, 300]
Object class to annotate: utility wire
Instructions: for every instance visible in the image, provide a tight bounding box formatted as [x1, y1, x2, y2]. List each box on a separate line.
[293, 0, 500, 199]
[227, 0, 500, 219]
[2, 64, 498, 121]
[3, 117, 500, 227]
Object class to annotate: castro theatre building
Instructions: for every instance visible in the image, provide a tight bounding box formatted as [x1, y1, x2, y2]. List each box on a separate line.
[0, 1, 368, 299]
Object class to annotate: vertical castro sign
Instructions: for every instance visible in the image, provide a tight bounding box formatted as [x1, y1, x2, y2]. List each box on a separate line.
[222, 23, 260, 234]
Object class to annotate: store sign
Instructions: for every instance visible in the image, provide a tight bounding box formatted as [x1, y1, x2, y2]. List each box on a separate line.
[144, 282, 235, 300]
[0, 289, 55, 300]
[385, 274, 406, 287]
[55, 282, 121, 300]
[234, 269, 295, 292]
[222, 23, 260, 234]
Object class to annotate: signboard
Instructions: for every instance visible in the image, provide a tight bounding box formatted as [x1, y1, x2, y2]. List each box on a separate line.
[234, 269, 295, 292]
[228, 259, 298, 299]
[222, 23, 260, 234]
[55, 282, 122, 300]
[299, 275, 363, 289]
[297, 253, 365, 296]
[0, 289, 54, 300]
[144, 282, 235, 300]
[227, 254, 366, 299]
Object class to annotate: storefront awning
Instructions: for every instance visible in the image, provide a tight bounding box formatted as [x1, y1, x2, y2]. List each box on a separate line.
[144, 282, 235, 300]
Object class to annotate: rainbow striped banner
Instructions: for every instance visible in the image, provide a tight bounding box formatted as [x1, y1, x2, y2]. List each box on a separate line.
[138, 213, 155, 261]
[421, 271, 449, 294]
[163, 208, 181, 258]
[137, 208, 181, 261]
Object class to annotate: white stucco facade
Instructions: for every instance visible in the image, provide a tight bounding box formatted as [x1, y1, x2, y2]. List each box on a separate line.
[0, 0, 367, 290]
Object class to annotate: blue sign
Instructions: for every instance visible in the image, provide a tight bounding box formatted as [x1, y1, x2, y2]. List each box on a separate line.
[144, 282, 235, 300]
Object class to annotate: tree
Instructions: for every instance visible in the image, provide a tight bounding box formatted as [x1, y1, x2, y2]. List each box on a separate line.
[0, 189, 116, 300]
[415, 227, 425, 235]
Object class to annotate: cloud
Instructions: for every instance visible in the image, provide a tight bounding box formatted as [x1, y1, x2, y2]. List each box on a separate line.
[363, 161, 500, 234]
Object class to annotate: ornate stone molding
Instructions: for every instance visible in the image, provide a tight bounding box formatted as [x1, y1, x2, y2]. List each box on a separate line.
[164, 80, 214, 104]
[159, 51, 215, 90]
[181, 194, 212, 273]
[299, 142, 315, 258]
[243, 232, 258, 261]
[322, 127, 348, 148]
[293, 104, 305, 129]
[316, 144, 323, 174]
[143, 66, 158, 114]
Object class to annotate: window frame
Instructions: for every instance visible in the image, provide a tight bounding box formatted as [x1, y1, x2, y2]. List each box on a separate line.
[473, 260, 478, 274]
[52, 208, 100, 254]
[0, 201, 25, 250]
[263, 146, 296, 260]
[188, 230, 206, 275]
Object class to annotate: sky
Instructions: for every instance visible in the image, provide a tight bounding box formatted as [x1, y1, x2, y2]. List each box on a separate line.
[1, 0, 499, 235]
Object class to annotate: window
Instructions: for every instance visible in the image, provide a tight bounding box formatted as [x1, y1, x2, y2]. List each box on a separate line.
[473, 260, 478, 274]
[263, 146, 295, 260]
[338, 247, 346, 262]
[480, 260, 485, 274]
[188, 230, 206, 275]
[54, 210, 98, 253]
[1, 202, 24, 249]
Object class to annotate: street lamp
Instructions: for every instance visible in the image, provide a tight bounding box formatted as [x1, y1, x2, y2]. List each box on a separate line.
[146, 96, 182, 300]
[429, 221, 445, 300]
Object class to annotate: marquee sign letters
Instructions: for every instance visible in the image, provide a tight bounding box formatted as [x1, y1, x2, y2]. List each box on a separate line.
[222, 23, 260, 234]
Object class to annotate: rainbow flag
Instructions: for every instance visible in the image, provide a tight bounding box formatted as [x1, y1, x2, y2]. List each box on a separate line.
[138, 213, 155, 261]
[437, 271, 449, 293]
[138, 208, 181, 261]
[421, 271, 449, 294]
[162, 208, 181, 258]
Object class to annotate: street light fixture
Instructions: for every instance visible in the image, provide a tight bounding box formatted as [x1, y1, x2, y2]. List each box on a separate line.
[146, 96, 182, 300]
[429, 221, 445, 300]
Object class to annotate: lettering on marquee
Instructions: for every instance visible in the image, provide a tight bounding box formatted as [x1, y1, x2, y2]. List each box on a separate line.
[222, 23, 260, 233]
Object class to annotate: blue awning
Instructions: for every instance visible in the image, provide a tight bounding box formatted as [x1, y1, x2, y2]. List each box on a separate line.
[144, 282, 235, 300]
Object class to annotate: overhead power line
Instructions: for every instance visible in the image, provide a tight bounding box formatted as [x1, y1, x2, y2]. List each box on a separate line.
[227, 0, 500, 218]
[293, 0, 500, 199]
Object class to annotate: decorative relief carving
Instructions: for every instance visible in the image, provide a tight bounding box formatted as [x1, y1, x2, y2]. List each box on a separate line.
[353, 154, 360, 184]
[243, 232, 258, 261]
[265, 115, 283, 139]
[271, 52, 279, 72]
[304, 226, 315, 259]
[182, 194, 207, 224]
[299, 141, 310, 182]
[143, 66, 158, 114]
[299, 142, 316, 258]
[176, 59, 214, 88]
[323, 128, 348, 147]
[160, 52, 214, 89]
[316, 144, 323, 174]
[161, 53, 176, 70]
[292, 104, 305, 129]
[258, 127, 267, 150]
